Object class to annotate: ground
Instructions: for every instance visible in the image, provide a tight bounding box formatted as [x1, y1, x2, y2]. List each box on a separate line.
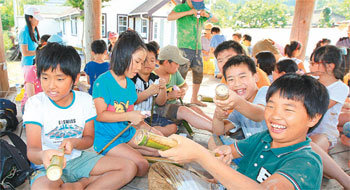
[3, 61, 349, 189]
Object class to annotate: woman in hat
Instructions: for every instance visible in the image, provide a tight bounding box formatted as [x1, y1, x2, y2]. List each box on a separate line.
[18, 6, 43, 76]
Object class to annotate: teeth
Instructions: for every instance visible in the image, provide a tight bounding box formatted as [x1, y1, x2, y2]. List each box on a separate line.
[271, 124, 286, 129]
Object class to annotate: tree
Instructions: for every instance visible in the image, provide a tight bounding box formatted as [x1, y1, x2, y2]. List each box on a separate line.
[232, 0, 289, 29]
[319, 7, 333, 28]
[210, 0, 238, 28]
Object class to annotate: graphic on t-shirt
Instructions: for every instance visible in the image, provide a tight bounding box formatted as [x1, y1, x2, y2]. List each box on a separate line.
[256, 167, 271, 183]
[113, 101, 134, 113]
[46, 119, 83, 139]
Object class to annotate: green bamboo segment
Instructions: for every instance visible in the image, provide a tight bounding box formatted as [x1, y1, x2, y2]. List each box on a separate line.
[178, 98, 194, 136]
[135, 129, 178, 151]
[47, 148, 64, 181]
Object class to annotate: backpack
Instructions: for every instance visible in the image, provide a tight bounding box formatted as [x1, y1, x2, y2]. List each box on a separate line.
[0, 131, 33, 190]
[0, 99, 19, 133]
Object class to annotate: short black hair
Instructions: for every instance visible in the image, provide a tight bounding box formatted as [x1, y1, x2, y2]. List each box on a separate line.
[243, 34, 251, 42]
[313, 45, 344, 80]
[266, 73, 329, 133]
[36, 42, 81, 83]
[211, 27, 220, 34]
[275, 59, 298, 74]
[223, 55, 256, 80]
[110, 30, 146, 76]
[214, 40, 246, 58]
[232, 33, 242, 39]
[148, 41, 160, 52]
[146, 42, 158, 59]
[256, 51, 276, 75]
[40, 34, 51, 44]
[91, 39, 107, 54]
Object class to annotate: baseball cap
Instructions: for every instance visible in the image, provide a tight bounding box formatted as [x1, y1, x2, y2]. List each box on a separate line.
[158, 45, 189, 65]
[24, 6, 43, 21]
[108, 32, 118, 39]
[191, 0, 205, 10]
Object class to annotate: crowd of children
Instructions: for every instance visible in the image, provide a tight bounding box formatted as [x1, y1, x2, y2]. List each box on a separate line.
[19, 4, 350, 189]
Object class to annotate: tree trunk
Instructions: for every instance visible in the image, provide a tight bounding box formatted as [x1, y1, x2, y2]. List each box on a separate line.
[290, 0, 316, 61]
[0, 14, 10, 97]
[83, 0, 101, 65]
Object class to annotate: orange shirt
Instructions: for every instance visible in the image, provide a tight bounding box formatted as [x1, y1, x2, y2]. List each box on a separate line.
[221, 67, 271, 88]
[344, 73, 350, 86]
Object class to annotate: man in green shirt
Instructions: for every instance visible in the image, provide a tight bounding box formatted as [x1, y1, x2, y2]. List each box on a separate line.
[168, 0, 217, 107]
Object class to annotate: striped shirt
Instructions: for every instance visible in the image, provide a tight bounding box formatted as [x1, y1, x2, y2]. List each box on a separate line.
[132, 73, 159, 111]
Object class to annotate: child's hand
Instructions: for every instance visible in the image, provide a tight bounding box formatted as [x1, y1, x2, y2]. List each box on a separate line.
[214, 90, 241, 111]
[200, 10, 210, 18]
[127, 111, 146, 125]
[147, 84, 160, 96]
[59, 139, 74, 155]
[158, 78, 166, 90]
[179, 88, 186, 99]
[42, 149, 66, 169]
[150, 127, 164, 136]
[168, 90, 182, 100]
[214, 145, 233, 166]
[214, 106, 229, 120]
[159, 134, 203, 163]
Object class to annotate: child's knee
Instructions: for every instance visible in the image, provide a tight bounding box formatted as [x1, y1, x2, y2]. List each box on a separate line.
[123, 159, 138, 178]
[168, 124, 178, 134]
[134, 158, 149, 176]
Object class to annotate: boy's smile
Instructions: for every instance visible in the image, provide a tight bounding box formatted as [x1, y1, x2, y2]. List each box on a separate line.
[265, 92, 319, 148]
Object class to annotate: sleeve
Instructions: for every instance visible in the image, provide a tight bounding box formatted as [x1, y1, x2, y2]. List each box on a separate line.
[227, 111, 241, 133]
[210, 36, 216, 48]
[234, 131, 264, 157]
[23, 95, 43, 127]
[254, 86, 269, 106]
[18, 30, 29, 45]
[82, 93, 97, 123]
[175, 71, 185, 87]
[83, 63, 90, 76]
[24, 66, 36, 84]
[276, 156, 323, 190]
[328, 82, 349, 104]
[92, 77, 108, 103]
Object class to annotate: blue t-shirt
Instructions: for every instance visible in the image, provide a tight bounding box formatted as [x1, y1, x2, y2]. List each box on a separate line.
[227, 86, 268, 138]
[92, 71, 138, 154]
[84, 61, 109, 95]
[19, 26, 38, 66]
[210, 34, 226, 49]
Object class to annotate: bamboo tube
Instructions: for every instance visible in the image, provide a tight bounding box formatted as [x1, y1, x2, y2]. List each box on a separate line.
[46, 148, 64, 181]
[215, 84, 229, 100]
[134, 129, 178, 151]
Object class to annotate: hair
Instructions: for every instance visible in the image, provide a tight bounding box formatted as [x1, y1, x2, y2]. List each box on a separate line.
[211, 27, 220, 34]
[146, 42, 158, 59]
[232, 33, 242, 39]
[148, 41, 160, 52]
[243, 34, 252, 42]
[252, 39, 280, 58]
[284, 41, 301, 58]
[255, 51, 276, 75]
[25, 15, 40, 43]
[315, 38, 331, 50]
[223, 55, 256, 80]
[312, 45, 345, 80]
[91, 39, 107, 54]
[214, 40, 246, 58]
[275, 59, 298, 74]
[40, 34, 50, 44]
[110, 30, 146, 76]
[158, 60, 173, 65]
[36, 42, 81, 83]
[266, 73, 329, 133]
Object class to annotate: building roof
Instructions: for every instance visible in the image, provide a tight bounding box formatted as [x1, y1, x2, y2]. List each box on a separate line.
[129, 0, 171, 16]
[23, 5, 80, 19]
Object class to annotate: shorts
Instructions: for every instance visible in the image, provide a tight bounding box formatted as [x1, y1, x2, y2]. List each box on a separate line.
[144, 114, 175, 127]
[30, 151, 102, 185]
[155, 103, 194, 124]
[179, 48, 203, 84]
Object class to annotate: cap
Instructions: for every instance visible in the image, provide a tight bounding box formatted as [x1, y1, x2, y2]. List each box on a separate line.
[204, 23, 213, 30]
[24, 6, 43, 21]
[108, 32, 118, 39]
[158, 45, 189, 65]
[191, 0, 205, 10]
[47, 34, 65, 45]
[252, 39, 280, 58]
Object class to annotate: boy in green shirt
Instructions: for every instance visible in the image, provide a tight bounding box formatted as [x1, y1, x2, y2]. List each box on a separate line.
[160, 73, 329, 189]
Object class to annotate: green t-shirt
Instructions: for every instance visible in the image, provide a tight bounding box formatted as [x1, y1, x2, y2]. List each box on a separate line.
[173, 2, 208, 50]
[234, 131, 323, 190]
[165, 71, 185, 104]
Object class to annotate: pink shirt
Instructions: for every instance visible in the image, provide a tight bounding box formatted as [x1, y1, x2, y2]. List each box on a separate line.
[21, 65, 43, 108]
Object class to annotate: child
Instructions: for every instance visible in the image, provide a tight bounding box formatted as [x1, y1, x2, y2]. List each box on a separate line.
[308, 45, 349, 151]
[23, 42, 136, 189]
[284, 41, 305, 73]
[210, 26, 226, 78]
[84, 40, 109, 95]
[92, 30, 159, 177]
[242, 34, 252, 56]
[154, 45, 213, 132]
[160, 73, 329, 189]
[255, 51, 276, 83]
[272, 59, 298, 81]
[209, 55, 268, 150]
[132, 43, 177, 136]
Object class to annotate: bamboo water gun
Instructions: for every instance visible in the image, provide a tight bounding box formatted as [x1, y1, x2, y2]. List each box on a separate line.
[46, 148, 64, 181]
[173, 85, 194, 136]
[215, 84, 229, 101]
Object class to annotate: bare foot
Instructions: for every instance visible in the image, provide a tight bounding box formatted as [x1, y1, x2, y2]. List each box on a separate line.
[191, 99, 207, 107]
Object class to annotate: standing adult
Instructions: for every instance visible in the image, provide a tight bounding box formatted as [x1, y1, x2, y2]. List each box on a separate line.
[19, 6, 42, 75]
[168, 0, 217, 107]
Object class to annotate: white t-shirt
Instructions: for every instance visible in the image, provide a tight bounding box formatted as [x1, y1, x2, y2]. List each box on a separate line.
[23, 91, 96, 161]
[310, 80, 349, 145]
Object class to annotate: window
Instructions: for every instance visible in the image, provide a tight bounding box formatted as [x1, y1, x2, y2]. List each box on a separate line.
[71, 17, 77, 36]
[62, 20, 66, 35]
[141, 19, 148, 35]
[101, 13, 107, 38]
[153, 21, 158, 39]
[118, 15, 128, 33]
